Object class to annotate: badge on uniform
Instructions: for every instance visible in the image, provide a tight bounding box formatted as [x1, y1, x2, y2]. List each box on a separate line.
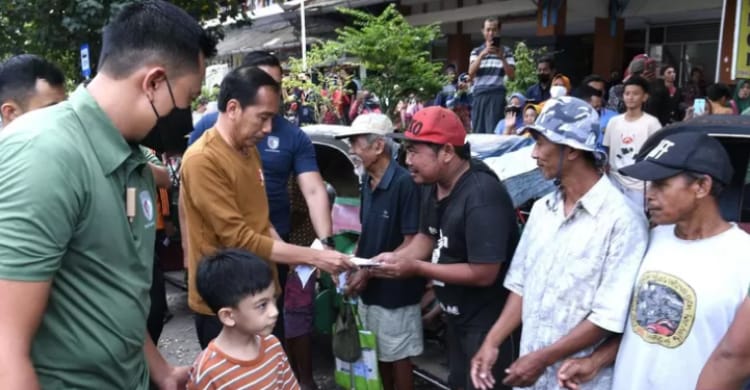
[267, 135, 280, 150]
[140, 190, 154, 222]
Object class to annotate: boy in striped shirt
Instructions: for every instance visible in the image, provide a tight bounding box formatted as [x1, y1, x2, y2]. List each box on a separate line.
[188, 249, 300, 390]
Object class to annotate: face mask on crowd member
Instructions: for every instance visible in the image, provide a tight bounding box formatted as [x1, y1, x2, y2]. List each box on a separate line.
[0, 54, 66, 128]
[141, 76, 194, 151]
[90, 0, 217, 154]
[537, 59, 555, 84]
[550, 85, 568, 98]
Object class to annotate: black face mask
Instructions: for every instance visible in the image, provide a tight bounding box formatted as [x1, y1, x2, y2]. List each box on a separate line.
[538, 73, 551, 83]
[142, 77, 193, 154]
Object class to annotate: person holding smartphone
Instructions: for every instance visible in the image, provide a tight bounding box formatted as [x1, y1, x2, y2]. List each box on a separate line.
[468, 17, 515, 134]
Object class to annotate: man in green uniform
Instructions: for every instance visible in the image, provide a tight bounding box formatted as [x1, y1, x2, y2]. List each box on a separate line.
[0, 1, 216, 389]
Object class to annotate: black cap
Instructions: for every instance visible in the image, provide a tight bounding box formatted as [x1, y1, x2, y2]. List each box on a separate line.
[619, 132, 733, 184]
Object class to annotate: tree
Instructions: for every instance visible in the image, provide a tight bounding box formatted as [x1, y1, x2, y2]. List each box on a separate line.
[505, 42, 548, 95]
[0, 0, 251, 84]
[288, 4, 448, 119]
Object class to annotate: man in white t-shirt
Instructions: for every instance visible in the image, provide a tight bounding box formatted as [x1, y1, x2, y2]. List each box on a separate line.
[556, 132, 750, 390]
[603, 76, 662, 210]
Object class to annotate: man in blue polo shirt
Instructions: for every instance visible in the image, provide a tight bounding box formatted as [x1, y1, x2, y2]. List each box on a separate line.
[340, 113, 423, 390]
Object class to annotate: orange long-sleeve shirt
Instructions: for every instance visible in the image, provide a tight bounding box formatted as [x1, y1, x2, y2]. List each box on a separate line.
[180, 128, 278, 315]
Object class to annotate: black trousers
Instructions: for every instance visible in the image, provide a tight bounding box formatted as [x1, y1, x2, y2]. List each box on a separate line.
[446, 321, 518, 390]
[147, 251, 168, 344]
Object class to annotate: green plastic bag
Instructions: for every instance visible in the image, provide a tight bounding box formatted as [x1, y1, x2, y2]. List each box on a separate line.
[314, 231, 360, 334]
[334, 303, 382, 390]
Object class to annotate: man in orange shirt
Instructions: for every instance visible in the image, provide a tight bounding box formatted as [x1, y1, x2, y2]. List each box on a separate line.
[180, 66, 355, 347]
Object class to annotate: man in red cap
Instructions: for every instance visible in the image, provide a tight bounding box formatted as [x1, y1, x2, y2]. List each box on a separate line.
[373, 106, 520, 390]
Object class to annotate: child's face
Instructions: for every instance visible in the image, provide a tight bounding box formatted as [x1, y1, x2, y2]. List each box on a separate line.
[221, 284, 278, 337]
[623, 85, 648, 110]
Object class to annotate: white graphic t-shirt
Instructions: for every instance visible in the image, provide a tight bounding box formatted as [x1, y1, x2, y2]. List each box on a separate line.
[612, 224, 750, 390]
[603, 113, 662, 191]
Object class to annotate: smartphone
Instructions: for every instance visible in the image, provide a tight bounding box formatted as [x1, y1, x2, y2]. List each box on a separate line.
[693, 98, 706, 117]
[491, 37, 501, 48]
[505, 105, 521, 115]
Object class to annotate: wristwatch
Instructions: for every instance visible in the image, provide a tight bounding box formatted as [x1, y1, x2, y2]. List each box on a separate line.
[320, 236, 336, 248]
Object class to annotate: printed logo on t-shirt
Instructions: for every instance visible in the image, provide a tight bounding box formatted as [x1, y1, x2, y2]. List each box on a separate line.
[267, 136, 280, 150]
[140, 190, 154, 222]
[630, 271, 696, 348]
[616, 133, 636, 161]
[440, 302, 460, 316]
[431, 230, 448, 287]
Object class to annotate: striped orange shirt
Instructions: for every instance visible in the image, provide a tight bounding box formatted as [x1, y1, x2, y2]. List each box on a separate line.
[187, 335, 300, 390]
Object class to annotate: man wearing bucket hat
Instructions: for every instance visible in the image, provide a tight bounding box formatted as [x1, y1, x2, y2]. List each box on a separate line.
[556, 132, 750, 390]
[372, 106, 520, 390]
[337, 113, 423, 390]
[470, 96, 649, 390]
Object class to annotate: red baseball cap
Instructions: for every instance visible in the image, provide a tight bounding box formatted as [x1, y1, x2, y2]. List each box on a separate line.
[390, 106, 466, 146]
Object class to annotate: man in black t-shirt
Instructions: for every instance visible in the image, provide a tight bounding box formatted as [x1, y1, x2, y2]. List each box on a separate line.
[374, 106, 519, 390]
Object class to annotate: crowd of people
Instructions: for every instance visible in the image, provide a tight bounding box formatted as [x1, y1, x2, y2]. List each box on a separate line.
[2, 2, 750, 390]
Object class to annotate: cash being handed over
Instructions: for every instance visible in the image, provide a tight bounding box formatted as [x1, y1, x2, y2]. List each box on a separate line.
[351, 257, 380, 268]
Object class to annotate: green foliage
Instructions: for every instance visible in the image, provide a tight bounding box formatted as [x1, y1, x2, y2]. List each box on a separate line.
[505, 42, 549, 95]
[287, 4, 448, 118]
[284, 53, 348, 124]
[0, 0, 250, 84]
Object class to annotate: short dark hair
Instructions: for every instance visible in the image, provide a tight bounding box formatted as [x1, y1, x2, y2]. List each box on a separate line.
[582, 74, 605, 86]
[241, 51, 282, 69]
[706, 83, 732, 102]
[98, 0, 217, 78]
[196, 249, 273, 314]
[538, 56, 555, 69]
[683, 171, 724, 198]
[0, 54, 65, 108]
[218, 66, 280, 112]
[661, 64, 675, 76]
[624, 76, 650, 94]
[578, 85, 603, 102]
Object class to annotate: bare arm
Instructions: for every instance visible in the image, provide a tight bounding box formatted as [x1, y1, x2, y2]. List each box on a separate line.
[503, 59, 516, 80]
[557, 335, 621, 389]
[296, 171, 332, 240]
[538, 320, 611, 365]
[502, 319, 611, 388]
[482, 291, 523, 349]
[0, 280, 52, 390]
[392, 232, 434, 260]
[145, 332, 189, 389]
[415, 261, 501, 287]
[148, 163, 171, 189]
[468, 50, 488, 79]
[471, 292, 523, 389]
[697, 297, 750, 390]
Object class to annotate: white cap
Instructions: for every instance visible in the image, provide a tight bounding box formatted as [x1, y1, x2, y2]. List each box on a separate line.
[334, 113, 394, 139]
